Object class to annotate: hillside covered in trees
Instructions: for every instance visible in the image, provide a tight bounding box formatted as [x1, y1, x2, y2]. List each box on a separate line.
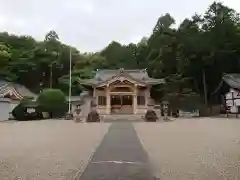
[0, 2, 240, 105]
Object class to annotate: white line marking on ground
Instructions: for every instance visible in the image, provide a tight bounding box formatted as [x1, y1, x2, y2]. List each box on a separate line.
[72, 123, 112, 180]
[91, 160, 145, 165]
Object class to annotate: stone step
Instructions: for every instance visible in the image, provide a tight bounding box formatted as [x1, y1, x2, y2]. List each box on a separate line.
[102, 115, 144, 122]
[104, 119, 144, 122]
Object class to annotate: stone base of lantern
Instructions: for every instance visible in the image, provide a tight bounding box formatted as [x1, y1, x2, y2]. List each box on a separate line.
[65, 113, 73, 120]
[144, 110, 158, 122]
[86, 110, 100, 122]
[74, 115, 82, 122]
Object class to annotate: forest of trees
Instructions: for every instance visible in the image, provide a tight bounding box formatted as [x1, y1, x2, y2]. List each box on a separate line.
[0, 2, 240, 106]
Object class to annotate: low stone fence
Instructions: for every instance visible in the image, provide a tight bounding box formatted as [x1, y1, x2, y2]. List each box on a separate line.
[179, 110, 200, 118]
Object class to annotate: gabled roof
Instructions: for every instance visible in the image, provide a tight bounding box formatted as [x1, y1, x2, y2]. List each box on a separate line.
[95, 69, 149, 81]
[0, 86, 23, 100]
[222, 74, 240, 90]
[79, 69, 165, 87]
[0, 81, 37, 100]
[97, 70, 147, 87]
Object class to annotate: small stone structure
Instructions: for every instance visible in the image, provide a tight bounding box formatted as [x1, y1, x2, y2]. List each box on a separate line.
[74, 105, 82, 122]
[162, 101, 170, 121]
[144, 98, 158, 122]
[86, 99, 100, 122]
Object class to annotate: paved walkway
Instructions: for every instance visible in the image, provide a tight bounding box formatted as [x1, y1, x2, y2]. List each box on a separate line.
[79, 122, 154, 180]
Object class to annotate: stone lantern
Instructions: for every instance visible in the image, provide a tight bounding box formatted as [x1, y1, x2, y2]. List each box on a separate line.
[144, 98, 158, 122]
[91, 98, 97, 111]
[147, 98, 155, 111]
[162, 101, 169, 121]
[86, 99, 100, 122]
[75, 105, 81, 114]
[75, 104, 82, 122]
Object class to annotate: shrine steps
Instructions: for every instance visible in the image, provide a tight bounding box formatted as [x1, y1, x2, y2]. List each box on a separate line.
[101, 114, 144, 122]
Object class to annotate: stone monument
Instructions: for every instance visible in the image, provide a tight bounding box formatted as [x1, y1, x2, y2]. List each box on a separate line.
[162, 101, 169, 121]
[86, 99, 100, 122]
[144, 98, 158, 122]
[74, 105, 82, 122]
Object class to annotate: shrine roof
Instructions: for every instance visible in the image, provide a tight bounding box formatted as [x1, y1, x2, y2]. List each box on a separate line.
[79, 69, 165, 87]
[0, 80, 37, 100]
[222, 74, 240, 90]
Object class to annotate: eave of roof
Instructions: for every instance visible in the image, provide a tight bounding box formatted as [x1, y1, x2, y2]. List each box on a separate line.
[144, 78, 165, 85]
[79, 77, 165, 87]
[79, 69, 165, 87]
[78, 79, 98, 87]
[222, 74, 240, 90]
[0, 86, 23, 100]
[0, 81, 37, 100]
[96, 71, 147, 87]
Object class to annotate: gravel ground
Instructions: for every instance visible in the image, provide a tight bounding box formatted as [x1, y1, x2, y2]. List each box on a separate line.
[0, 120, 110, 180]
[134, 118, 240, 180]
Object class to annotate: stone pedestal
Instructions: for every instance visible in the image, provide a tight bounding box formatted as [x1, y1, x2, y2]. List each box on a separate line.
[144, 98, 158, 122]
[86, 99, 100, 122]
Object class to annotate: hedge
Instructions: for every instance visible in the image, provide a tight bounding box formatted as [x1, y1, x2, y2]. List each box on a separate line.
[37, 89, 68, 118]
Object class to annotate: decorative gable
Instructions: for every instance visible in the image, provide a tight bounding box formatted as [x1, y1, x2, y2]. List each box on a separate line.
[0, 86, 23, 100]
[110, 80, 134, 86]
[96, 71, 146, 87]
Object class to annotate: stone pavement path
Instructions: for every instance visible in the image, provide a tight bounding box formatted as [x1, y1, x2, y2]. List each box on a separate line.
[79, 122, 154, 180]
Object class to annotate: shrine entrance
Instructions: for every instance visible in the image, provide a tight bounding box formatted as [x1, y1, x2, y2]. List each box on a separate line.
[111, 95, 133, 114]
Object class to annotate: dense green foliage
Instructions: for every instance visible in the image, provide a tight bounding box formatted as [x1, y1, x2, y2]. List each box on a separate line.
[1, 2, 240, 104]
[37, 89, 67, 117]
[12, 99, 42, 120]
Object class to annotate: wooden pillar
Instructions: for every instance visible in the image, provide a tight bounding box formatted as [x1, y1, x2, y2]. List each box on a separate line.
[93, 87, 97, 110]
[133, 84, 137, 114]
[93, 87, 96, 98]
[145, 86, 150, 107]
[106, 85, 111, 114]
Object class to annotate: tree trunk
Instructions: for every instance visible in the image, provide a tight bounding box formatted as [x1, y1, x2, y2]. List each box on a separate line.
[50, 65, 53, 88]
[202, 68, 208, 106]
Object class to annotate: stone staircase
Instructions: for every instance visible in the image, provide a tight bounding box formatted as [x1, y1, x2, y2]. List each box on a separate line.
[102, 114, 144, 122]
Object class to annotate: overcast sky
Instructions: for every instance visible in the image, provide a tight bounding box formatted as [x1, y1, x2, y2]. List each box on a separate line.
[0, 0, 239, 52]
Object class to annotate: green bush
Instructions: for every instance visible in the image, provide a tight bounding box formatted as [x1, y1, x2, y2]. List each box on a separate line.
[37, 89, 68, 118]
[12, 102, 26, 120]
[12, 99, 43, 121]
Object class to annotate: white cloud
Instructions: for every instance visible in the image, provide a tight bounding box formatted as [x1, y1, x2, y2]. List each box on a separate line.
[0, 16, 7, 27]
[0, 0, 240, 52]
[13, 18, 26, 28]
[62, 0, 95, 14]
[222, 0, 240, 12]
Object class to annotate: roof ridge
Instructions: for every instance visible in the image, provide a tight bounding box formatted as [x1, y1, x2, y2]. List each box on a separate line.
[97, 69, 147, 71]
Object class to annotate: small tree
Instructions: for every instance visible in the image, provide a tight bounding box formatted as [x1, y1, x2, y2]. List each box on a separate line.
[37, 89, 67, 118]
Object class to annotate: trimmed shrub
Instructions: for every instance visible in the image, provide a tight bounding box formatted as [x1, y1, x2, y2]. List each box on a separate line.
[37, 89, 68, 118]
[12, 99, 43, 121]
[86, 110, 100, 122]
[145, 110, 158, 122]
[12, 102, 26, 120]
